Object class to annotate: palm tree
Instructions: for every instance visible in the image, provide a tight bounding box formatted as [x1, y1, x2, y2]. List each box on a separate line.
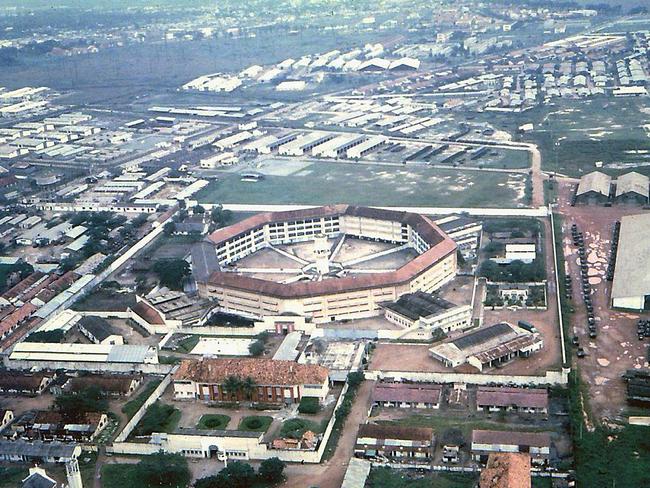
[241, 376, 257, 402]
[222, 375, 242, 401]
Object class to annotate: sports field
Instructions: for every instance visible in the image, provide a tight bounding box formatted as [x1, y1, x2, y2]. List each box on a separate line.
[196, 160, 529, 208]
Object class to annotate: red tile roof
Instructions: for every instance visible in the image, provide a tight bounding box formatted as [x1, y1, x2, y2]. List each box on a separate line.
[480, 453, 531, 488]
[373, 383, 442, 404]
[476, 387, 548, 410]
[174, 358, 329, 386]
[131, 301, 165, 325]
[207, 205, 456, 298]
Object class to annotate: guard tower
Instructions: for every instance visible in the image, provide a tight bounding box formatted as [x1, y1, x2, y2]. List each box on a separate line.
[312, 234, 330, 275]
[66, 458, 83, 488]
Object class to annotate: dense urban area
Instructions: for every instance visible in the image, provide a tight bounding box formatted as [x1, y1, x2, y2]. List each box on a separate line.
[0, 0, 650, 487]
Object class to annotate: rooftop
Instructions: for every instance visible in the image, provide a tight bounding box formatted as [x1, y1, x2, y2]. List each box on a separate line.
[476, 386, 548, 409]
[611, 213, 650, 300]
[576, 171, 611, 197]
[382, 291, 457, 321]
[372, 383, 442, 404]
[616, 172, 649, 199]
[479, 453, 531, 488]
[472, 430, 551, 448]
[174, 358, 329, 386]
[357, 423, 434, 442]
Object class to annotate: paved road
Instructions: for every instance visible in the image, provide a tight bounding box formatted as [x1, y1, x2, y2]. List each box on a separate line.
[281, 379, 375, 488]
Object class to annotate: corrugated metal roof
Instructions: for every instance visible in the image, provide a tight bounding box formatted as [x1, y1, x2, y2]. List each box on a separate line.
[616, 172, 649, 199]
[611, 213, 650, 300]
[577, 171, 611, 197]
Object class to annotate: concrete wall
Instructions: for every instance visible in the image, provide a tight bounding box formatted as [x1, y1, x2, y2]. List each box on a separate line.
[108, 380, 353, 463]
[4, 358, 173, 375]
[114, 372, 174, 442]
[365, 369, 569, 386]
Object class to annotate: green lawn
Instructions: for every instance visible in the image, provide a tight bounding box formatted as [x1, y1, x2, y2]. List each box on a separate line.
[196, 162, 529, 208]
[366, 467, 477, 488]
[175, 335, 201, 354]
[134, 402, 181, 436]
[197, 414, 231, 430]
[122, 380, 162, 419]
[0, 466, 31, 487]
[279, 418, 323, 438]
[238, 415, 273, 432]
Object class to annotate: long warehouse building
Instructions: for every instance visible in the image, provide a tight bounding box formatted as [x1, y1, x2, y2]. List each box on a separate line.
[611, 213, 650, 310]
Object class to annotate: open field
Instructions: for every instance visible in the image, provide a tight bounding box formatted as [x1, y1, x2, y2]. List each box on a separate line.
[196, 161, 529, 208]
[518, 98, 650, 178]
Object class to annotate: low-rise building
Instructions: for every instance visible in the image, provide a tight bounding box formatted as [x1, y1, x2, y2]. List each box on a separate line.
[476, 387, 548, 414]
[61, 374, 142, 397]
[371, 383, 442, 409]
[355, 424, 434, 464]
[576, 171, 611, 204]
[0, 372, 54, 396]
[6, 411, 108, 443]
[381, 291, 471, 334]
[77, 316, 124, 345]
[0, 440, 81, 464]
[471, 430, 551, 465]
[429, 322, 544, 371]
[173, 357, 330, 404]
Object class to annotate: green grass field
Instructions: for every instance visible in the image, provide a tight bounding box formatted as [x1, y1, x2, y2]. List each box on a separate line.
[197, 414, 231, 430]
[121, 380, 162, 419]
[196, 162, 529, 208]
[516, 98, 650, 177]
[238, 415, 273, 432]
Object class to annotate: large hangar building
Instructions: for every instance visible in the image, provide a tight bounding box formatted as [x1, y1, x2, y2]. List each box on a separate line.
[611, 213, 650, 311]
[198, 205, 458, 324]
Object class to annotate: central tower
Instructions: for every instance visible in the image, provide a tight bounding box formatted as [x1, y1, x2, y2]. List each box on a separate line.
[312, 234, 330, 275]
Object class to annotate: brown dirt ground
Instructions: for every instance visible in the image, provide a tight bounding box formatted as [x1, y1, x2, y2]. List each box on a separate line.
[557, 178, 650, 421]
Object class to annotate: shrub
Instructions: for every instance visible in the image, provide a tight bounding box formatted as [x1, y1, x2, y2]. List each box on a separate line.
[298, 396, 320, 414]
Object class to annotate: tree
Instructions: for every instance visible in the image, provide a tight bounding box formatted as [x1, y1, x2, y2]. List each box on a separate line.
[210, 205, 233, 228]
[138, 453, 190, 487]
[347, 371, 364, 388]
[241, 376, 257, 401]
[248, 339, 265, 357]
[193, 205, 205, 214]
[215, 461, 255, 488]
[163, 221, 176, 236]
[56, 386, 108, 417]
[258, 457, 286, 483]
[153, 259, 190, 290]
[222, 375, 242, 401]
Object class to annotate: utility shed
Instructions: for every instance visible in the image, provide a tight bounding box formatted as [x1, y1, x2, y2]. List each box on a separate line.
[576, 171, 611, 204]
[615, 171, 649, 204]
[611, 213, 650, 310]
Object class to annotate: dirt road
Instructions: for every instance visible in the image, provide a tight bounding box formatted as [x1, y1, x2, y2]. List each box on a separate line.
[281, 380, 374, 488]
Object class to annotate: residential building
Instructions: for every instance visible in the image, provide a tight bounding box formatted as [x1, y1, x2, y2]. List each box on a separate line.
[471, 430, 551, 465]
[354, 424, 434, 463]
[372, 383, 442, 409]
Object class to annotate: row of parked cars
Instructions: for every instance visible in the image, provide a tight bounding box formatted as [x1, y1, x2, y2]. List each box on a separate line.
[571, 223, 597, 358]
[606, 221, 620, 282]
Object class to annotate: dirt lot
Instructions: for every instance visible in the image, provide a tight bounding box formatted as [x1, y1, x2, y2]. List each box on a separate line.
[369, 340, 557, 377]
[557, 179, 650, 421]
